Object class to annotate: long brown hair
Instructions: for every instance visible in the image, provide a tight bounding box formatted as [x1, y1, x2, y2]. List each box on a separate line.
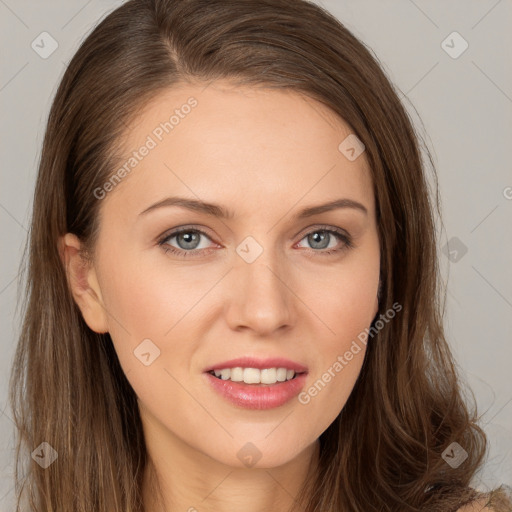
[9, 0, 510, 510]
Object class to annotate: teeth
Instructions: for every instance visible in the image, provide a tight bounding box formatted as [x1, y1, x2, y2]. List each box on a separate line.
[276, 368, 287, 382]
[260, 368, 276, 384]
[230, 367, 244, 382]
[210, 367, 298, 384]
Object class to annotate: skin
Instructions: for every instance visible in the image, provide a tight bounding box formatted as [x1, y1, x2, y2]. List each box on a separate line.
[60, 80, 382, 512]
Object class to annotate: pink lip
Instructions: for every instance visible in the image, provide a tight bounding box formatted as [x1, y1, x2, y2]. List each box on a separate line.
[203, 356, 308, 373]
[204, 372, 308, 410]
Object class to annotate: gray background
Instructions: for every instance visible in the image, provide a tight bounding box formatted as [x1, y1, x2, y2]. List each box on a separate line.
[1, 0, 511, 508]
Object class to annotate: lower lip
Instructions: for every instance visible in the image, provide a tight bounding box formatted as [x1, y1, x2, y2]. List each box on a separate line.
[204, 372, 308, 410]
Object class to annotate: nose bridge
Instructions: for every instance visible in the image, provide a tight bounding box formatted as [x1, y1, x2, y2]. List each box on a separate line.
[228, 233, 294, 333]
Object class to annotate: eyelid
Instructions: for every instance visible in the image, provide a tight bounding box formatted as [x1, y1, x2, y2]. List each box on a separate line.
[293, 223, 350, 241]
[157, 224, 216, 241]
[158, 223, 351, 242]
[157, 223, 353, 257]
[157, 224, 219, 249]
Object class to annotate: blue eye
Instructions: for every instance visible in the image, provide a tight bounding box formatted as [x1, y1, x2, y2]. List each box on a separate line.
[296, 228, 353, 255]
[158, 227, 215, 258]
[157, 225, 353, 259]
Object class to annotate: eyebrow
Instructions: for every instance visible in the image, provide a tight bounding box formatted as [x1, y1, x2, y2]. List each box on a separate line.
[138, 196, 368, 219]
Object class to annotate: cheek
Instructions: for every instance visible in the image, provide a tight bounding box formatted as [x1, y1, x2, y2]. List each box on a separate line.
[99, 250, 207, 340]
[96, 253, 188, 376]
[296, 256, 379, 339]
[293, 258, 378, 429]
[96, 250, 219, 403]
[296, 352, 365, 449]
[297, 314, 370, 437]
[99, 263, 198, 416]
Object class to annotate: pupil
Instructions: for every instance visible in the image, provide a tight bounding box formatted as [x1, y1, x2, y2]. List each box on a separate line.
[178, 231, 199, 250]
[309, 231, 329, 249]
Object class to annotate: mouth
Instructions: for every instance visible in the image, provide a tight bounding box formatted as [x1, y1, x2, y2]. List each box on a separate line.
[204, 369, 309, 410]
[203, 357, 307, 378]
[206, 368, 307, 385]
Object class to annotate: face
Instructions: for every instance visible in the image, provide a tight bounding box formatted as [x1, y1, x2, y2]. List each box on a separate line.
[62, 80, 380, 469]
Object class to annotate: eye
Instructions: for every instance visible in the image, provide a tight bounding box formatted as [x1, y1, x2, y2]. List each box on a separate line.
[158, 227, 216, 258]
[295, 226, 354, 256]
[157, 225, 354, 259]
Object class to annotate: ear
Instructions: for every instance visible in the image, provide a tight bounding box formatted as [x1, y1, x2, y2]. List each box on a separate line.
[58, 233, 109, 334]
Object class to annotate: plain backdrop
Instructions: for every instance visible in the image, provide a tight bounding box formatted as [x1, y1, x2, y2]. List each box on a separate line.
[1, 0, 511, 508]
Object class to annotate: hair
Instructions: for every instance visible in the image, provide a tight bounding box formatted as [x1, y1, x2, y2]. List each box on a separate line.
[8, 0, 512, 511]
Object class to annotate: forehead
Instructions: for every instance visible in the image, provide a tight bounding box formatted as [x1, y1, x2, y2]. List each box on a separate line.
[104, 80, 375, 219]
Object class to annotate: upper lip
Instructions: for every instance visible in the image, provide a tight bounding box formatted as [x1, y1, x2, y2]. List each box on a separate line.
[203, 357, 308, 373]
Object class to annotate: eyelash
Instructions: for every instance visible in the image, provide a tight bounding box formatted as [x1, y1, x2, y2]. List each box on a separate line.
[157, 225, 354, 259]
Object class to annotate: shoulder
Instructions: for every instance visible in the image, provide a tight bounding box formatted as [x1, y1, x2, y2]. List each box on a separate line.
[456, 498, 493, 512]
[456, 485, 512, 512]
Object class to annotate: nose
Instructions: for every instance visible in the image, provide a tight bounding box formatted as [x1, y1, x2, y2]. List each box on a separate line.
[225, 247, 295, 336]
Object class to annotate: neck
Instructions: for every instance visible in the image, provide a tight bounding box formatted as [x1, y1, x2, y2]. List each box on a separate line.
[142, 436, 320, 512]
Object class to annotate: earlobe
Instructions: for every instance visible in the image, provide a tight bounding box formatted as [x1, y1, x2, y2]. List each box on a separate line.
[58, 233, 109, 334]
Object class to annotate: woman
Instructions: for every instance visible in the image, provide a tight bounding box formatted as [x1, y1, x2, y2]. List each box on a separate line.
[9, 0, 511, 510]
